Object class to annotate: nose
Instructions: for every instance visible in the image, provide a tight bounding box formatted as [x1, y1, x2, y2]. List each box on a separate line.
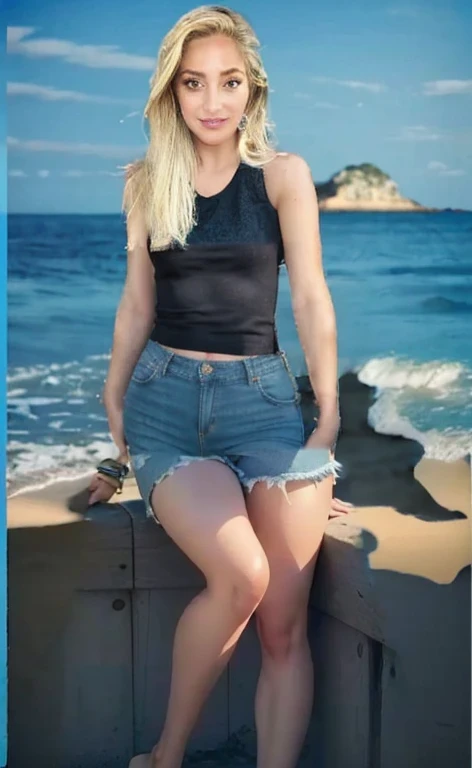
[203, 84, 222, 114]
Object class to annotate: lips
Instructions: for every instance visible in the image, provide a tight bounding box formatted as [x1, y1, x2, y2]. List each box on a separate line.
[200, 118, 228, 129]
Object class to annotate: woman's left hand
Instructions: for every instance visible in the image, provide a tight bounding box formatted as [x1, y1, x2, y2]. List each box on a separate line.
[304, 411, 353, 518]
[304, 409, 340, 453]
[329, 496, 354, 518]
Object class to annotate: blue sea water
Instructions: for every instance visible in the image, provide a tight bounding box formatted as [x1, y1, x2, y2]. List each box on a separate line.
[7, 212, 472, 494]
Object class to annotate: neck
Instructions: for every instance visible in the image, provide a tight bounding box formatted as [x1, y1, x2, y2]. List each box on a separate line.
[193, 135, 241, 173]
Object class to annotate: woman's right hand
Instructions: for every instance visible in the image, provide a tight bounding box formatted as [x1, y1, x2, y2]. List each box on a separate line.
[88, 473, 120, 506]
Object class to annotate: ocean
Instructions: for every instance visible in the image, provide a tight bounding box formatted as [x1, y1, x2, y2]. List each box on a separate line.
[7, 211, 472, 496]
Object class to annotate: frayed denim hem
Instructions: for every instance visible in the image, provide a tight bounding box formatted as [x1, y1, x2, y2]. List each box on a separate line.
[242, 458, 343, 506]
[144, 454, 245, 524]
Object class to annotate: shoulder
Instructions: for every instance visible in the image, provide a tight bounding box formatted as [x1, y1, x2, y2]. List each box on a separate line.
[262, 152, 314, 209]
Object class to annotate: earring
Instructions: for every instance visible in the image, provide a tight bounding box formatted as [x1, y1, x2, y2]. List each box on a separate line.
[237, 113, 248, 132]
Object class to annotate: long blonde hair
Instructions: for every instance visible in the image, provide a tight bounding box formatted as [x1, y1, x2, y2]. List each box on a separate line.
[123, 5, 276, 250]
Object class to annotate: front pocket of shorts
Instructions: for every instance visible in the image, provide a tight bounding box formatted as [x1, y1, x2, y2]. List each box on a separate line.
[256, 366, 300, 406]
[131, 343, 163, 384]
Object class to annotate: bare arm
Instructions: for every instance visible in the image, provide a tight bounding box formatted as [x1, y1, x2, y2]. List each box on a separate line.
[271, 153, 340, 433]
[103, 176, 156, 408]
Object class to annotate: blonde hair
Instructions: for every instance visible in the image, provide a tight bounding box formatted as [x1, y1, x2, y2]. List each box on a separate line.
[123, 5, 276, 250]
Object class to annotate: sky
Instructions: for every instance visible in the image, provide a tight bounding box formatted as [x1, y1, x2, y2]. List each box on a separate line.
[5, 0, 472, 213]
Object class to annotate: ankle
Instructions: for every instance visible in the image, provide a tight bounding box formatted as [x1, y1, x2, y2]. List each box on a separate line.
[151, 741, 184, 768]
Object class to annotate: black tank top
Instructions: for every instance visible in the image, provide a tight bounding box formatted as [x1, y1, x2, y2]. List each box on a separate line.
[148, 162, 284, 355]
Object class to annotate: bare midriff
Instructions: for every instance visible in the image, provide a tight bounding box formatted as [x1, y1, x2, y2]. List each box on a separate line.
[159, 344, 259, 362]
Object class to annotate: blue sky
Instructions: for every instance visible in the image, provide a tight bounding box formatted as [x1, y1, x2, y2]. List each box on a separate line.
[5, 0, 472, 212]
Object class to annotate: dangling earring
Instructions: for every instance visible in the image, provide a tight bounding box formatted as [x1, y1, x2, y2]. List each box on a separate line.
[237, 113, 248, 132]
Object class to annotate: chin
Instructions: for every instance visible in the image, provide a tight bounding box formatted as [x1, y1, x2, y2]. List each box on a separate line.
[190, 125, 237, 146]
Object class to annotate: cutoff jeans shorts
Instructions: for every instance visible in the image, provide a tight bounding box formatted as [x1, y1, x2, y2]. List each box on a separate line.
[123, 339, 343, 522]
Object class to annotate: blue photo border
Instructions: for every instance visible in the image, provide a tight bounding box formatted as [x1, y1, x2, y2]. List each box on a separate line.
[0, 7, 8, 767]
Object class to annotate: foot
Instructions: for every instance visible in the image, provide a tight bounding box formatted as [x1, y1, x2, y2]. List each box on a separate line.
[128, 755, 152, 768]
[128, 743, 165, 768]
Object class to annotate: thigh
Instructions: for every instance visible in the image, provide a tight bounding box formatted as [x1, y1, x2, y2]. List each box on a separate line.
[246, 475, 333, 619]
[151, 459, 269, 589]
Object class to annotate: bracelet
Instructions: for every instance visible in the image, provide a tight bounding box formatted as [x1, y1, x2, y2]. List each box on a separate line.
[96, 458, 129, 482]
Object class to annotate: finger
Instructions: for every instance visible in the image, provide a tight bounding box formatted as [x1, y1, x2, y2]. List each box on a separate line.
[88, 476, 99, 492]
[330, 500, 354, 516]
[330, 505, 350, 516]
[332, 497, 354, 509]
[329, 510, 348, 520]
[88, 489, 112, 507]
[88, 490, 102, 506]
[88, 481, 113, 506]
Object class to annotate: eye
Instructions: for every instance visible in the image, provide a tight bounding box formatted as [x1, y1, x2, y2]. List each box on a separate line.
[226, 79, 242, 89]
[183, 79, 200, 90]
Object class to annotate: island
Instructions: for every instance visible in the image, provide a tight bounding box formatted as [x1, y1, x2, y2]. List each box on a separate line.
[315, 162, 436, 212]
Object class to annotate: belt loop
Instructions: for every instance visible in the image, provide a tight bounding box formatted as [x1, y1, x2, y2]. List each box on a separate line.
[160, 350, 175, 377]
[280, 350, 299, 394]
[280, 349, 290, 372]
[242, 357, 256, 386]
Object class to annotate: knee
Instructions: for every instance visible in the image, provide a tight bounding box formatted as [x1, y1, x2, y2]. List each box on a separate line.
[256, 610, 307, 662]
[223, 553, 270, 617]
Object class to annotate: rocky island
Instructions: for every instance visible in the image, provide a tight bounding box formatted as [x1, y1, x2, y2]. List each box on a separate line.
[315, 163, 434, 212]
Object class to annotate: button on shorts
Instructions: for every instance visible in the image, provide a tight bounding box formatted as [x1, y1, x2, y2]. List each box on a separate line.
[123, 339, 342, 522]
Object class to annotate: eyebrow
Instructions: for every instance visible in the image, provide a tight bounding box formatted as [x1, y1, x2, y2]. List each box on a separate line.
[179, 67, 245, 78]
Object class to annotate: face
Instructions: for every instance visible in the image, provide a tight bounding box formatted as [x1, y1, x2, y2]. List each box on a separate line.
[173, 34, 250, 146]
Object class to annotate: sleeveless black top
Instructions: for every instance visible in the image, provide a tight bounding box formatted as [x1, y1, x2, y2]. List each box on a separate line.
[148, 162, 284, 355]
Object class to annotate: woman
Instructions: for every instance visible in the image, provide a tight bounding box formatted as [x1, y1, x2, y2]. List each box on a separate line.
[88, 6, 351, 768]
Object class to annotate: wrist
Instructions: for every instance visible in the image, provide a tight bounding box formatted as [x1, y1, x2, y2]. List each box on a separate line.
[316, 407, 340, 424]
[313, 392, 338, 409]
[97, 472, 122, 492]
[96, 458, 129, 492]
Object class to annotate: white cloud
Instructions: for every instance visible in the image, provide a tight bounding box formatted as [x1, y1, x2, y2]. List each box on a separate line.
[7, 27, 35, 45]
[423, 80, 472, 96]
[7, 27, 155, 71]
[7, 135, 145, 159]
[311, 76, 386, 93]
[315, 101, 341, 109]
[9, 166, 124, 180]
[428, 161, 448, 171]
[119, 110, 141, 123]
[8, 81, 140, 106]
[61, 170, 123, 177]
[62, 170, 86, 178]
[440, 169, 466, 177]
[427, 161, 466, 177]
[389, 125, 442, 141]
[293, 93, 340, 109]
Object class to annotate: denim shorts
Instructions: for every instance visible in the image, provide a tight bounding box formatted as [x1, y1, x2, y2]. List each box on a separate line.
[123, 339, 342, 522]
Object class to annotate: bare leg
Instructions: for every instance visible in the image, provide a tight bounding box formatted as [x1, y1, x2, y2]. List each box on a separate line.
[246, 476, 333, 768]
[144, 461, 270, 768]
